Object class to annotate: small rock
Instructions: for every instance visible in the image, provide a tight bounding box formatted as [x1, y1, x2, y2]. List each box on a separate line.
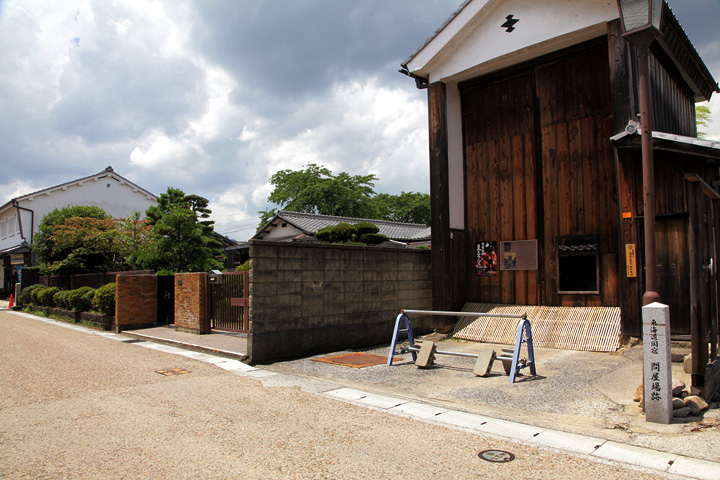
[684, 395, 709, 415]
[633, 384, 643, 402]
[673, 398, 686, 409]
[683, 353, 692, 374]
[674, 406, 691, 418]
[672, 379, 686, 397]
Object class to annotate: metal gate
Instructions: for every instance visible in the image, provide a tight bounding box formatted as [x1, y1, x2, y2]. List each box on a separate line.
[208, 271, 249, 333]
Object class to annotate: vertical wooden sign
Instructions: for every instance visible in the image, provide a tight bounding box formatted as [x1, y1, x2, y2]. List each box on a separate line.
[626, 244, 637, 278]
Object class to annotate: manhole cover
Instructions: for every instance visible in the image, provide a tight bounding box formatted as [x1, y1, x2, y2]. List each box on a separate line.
[155, 368, 191, 376]
[478, 450, 515, 463]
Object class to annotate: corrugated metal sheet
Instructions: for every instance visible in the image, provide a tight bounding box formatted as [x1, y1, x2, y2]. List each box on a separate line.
[452, 303, 622, 352]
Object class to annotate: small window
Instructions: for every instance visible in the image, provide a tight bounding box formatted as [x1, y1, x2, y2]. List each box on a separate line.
[0, 219, 6, 239]
[557, 234, 599, 294]
[7, 215, 15, 237]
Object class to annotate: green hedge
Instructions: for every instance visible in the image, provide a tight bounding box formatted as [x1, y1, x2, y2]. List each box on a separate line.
[17, 284, 45, 307]
[92, 283, 116, 316]
[54, 290, 71, 310]
[37, 287, 61, 307]
[68, 287, 96, 312]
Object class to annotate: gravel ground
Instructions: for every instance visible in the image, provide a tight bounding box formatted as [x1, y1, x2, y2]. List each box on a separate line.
[0, 312, 678, 480]
[263, 337, 720, 463]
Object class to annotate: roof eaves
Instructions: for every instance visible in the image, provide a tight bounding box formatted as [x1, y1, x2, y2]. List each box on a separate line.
[402, 0, 473, 69]
[660, 4, 720, 101]
[13, 167, 158, 203]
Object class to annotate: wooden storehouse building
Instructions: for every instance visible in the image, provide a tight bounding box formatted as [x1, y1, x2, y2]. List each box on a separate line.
[403, 0, 720, 349]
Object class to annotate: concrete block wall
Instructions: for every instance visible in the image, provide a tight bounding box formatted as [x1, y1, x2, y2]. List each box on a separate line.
[175, 273, 209, 334]
[115, 274, 157, 332]
[248, 240, 432, 363]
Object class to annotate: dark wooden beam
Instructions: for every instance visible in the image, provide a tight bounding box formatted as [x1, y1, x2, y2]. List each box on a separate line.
[427, 82, 452, 322]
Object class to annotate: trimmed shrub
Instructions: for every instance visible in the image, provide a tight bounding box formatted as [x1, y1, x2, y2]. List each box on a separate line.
[359, 233, 388, 245]
[68, 286, 96, 312]
[17, 284, 45, 307]
[235, 260, 250, 272]
[355, 222, 380, 236]
[314, 225, 334, 243]
[92, 283, 116, 316]
[156, 269, 175, 276]
[37, 286, 61, 307]
[82, 289, 97, 310]
[29, 284, 47, 305]
[315, 222, 357, 243]
[54, 289, 72, 310]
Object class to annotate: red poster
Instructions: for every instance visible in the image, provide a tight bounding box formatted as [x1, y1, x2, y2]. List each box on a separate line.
[475, 241, 498, 276]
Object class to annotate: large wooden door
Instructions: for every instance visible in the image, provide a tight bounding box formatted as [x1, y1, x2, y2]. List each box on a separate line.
[460, 42, 618, 308]
[462, 72, 539, 305]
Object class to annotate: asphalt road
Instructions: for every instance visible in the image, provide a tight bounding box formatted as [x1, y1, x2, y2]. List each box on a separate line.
[0, 312, 678, 479]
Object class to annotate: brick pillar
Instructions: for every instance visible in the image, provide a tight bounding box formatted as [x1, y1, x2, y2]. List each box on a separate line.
[115, 274, 157, 332]
[175, 273, 209, 334]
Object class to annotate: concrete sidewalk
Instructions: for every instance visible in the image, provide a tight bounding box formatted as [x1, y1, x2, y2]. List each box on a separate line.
[4, 306, 720, 479]
[122, 326, 248, 359]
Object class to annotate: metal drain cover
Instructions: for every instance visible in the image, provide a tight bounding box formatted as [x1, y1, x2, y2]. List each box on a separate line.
[478, 450, 515, 463]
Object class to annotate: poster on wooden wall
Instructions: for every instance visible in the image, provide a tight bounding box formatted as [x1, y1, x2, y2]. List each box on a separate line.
[499, 240, 539, 271]
[475, 241, 498, 276]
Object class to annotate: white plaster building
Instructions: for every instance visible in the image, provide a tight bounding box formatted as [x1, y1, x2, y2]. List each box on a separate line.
[0, 167, 157, 294]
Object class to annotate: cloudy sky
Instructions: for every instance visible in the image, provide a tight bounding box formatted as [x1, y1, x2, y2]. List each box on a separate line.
[1, 0, 719, 241]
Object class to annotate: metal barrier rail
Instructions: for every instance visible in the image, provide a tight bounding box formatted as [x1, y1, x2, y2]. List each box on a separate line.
[400, 309, 526, 319]
[387, 309, 536, 383]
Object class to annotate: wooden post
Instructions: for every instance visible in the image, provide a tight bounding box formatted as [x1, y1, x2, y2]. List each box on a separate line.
[428, 81, 452, 325]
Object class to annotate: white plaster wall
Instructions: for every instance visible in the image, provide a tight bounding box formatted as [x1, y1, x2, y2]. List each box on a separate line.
[0, 210, 21, 251]
[409, 0, 618, 83]
[4, 176, 156, 248]
[260, 223, 304, 240]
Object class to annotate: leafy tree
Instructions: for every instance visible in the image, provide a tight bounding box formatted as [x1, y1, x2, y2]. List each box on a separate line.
[259, 164, 377, 226]
[258, 164, 431, 228]
[697, 105, 712, 138]
[47, 217, 123, 274]
[34, 205, 109, 267]
[144, 188, 223, 272]
[370, 191, 431, 225]
[117, 212, 155, 270]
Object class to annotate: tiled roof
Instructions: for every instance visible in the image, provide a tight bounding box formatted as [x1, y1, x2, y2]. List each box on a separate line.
[261, 211, 431, 242]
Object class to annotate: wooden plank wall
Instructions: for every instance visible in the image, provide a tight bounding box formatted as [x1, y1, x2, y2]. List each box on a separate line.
[536, 44, 618, 307]
[650, 49, 698, 137]
[462, 72, 538, 305]
[617, 151, 720, 335]
[460, 43, 618, 309]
